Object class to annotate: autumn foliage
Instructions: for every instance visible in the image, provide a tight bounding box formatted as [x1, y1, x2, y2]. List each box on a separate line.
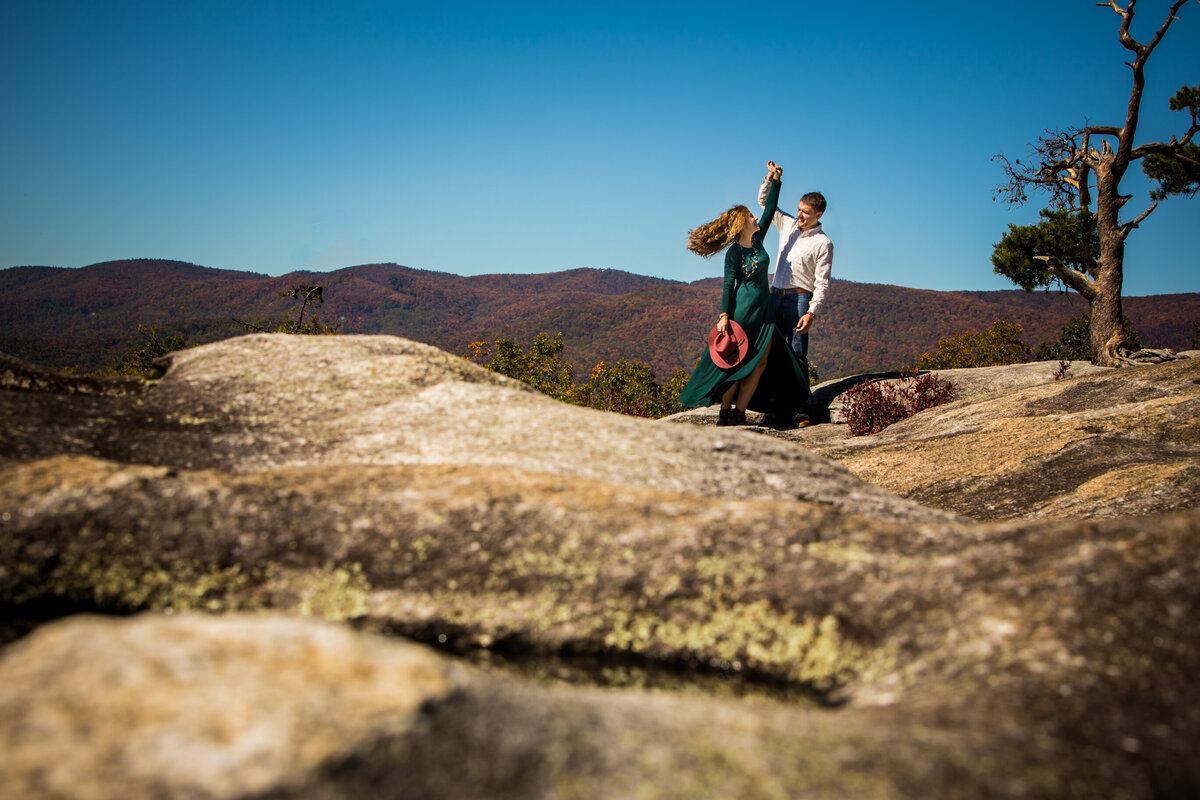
[574, 360, 689, 419]
[95, 325, 187, 378]
[917, 319, 1032, 370]
[465, 332, 576, 402]
[840, 372, 956, 437]
[465, 332, 688, 419]
[3, 261, 1195, 384]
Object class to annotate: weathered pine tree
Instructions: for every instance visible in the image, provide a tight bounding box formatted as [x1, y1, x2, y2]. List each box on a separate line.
[992, 0, 1199, 366]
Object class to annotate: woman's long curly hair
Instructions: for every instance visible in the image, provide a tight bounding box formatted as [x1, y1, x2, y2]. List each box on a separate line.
[686, 205, 749, 257]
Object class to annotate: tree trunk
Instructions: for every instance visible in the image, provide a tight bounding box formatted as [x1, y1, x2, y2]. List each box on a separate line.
[1089, 259, 1125, 366]
[1090, 167, 1127, 367]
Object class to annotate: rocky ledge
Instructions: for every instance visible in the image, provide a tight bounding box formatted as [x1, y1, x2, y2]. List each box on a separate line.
[2, 335, 1199, 799]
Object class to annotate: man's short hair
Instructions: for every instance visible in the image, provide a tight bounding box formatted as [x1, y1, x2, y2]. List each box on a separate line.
[801, 192, 827, 214]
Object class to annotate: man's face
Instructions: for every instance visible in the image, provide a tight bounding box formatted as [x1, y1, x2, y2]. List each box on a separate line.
[797, 201, 823, 231]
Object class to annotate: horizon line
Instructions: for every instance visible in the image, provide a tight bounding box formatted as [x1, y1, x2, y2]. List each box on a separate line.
[4, 257, 1197, 299]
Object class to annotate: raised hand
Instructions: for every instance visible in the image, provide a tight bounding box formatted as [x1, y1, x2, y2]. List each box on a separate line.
[766, 160, 782, 180]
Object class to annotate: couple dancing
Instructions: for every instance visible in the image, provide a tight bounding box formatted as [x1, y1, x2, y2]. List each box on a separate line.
[679, 160, 833, 427]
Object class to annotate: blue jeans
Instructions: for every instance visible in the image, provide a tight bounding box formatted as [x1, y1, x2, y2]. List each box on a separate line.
[773, 291, 810, 397]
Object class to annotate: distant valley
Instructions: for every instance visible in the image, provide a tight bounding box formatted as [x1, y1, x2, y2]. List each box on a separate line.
[2, 259, 1197, 381]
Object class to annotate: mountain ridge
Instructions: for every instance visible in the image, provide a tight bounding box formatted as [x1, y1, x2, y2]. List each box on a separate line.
[1, 258, 1196, 380]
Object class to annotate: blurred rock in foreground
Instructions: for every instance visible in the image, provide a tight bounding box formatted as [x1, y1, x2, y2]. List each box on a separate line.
[2, 335, 1199, 799]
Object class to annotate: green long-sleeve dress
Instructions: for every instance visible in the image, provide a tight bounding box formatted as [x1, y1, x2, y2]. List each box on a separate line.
[678, 178, 810, 415]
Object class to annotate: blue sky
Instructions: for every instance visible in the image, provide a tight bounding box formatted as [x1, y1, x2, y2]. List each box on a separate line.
[2, 1, 1197, 295]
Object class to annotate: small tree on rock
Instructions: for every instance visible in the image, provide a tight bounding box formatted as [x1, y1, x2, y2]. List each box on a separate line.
[275, 285, 337, 334]
[918, 319, 1032, 370]
[235, 284, 337, 335]
[97, 324, 187, 378]
[993, 1, 1199, 366]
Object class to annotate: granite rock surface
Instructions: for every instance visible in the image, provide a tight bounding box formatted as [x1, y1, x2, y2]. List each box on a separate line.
[2, 335, 1199, 799]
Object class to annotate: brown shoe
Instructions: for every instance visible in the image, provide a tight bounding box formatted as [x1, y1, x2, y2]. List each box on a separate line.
[716, 407, 731, 427]
[731, 409, 747, 426]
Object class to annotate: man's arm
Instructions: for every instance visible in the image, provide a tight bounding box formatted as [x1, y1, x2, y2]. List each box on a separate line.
[800, 240, 833, 331]
[756, 175, 771, 208]
[758, 174, 792, 227]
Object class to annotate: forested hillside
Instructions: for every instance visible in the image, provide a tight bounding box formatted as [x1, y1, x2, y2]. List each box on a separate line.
[2, 259, 1196, 380]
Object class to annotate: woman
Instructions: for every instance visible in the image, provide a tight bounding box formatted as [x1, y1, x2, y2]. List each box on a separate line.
[678, 161, 810, 426]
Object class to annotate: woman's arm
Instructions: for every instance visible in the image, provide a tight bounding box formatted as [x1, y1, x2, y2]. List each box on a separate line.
[718, 246, 739, 328]
[758, 177, 780, 231]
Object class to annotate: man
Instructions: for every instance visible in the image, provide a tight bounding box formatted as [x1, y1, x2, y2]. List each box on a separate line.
[758, 161, 832, 427]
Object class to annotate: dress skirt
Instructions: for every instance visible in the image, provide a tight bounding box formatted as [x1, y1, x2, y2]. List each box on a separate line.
[679, 277, 810, 415]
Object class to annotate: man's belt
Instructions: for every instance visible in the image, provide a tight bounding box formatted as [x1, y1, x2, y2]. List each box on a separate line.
[771, 287, 812, 297]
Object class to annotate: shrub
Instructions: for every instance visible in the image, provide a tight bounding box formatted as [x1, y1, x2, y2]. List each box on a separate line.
[464, 332, 577, 402]
[464, 332, 688, 419]
[275, 284, 338, 335]
[95, 324, 187, 378]
[1034, 313, 1141, 361]
[574, 360, 688, 418]
[918, 319, 1031, 370]
[234, 284, 338, 335]
[906, 372, 957, 414]
[1190, 320, 1200, 350]
[841, 371, 956, 436]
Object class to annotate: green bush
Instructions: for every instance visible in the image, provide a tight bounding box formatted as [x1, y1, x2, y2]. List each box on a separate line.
[464, 332, 687, 419]
[95, 325, 188, 378]
[1034, 313, 1141, 361]
[918, 319, 1031, 370]
[574, 360, 687, 418]
[465, 332, 577, 402]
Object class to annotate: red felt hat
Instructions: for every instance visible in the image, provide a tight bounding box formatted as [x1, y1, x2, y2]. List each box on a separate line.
[708, 319, 749, 369]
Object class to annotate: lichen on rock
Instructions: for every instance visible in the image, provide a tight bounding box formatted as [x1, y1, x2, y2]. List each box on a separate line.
[3, 335, 1200, 798]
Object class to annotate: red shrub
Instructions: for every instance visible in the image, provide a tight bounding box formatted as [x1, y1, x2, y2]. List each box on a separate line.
[841, 372, 956, 436]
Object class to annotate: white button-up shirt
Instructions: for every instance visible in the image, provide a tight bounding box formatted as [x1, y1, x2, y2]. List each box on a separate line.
[758, 177, 833, 316]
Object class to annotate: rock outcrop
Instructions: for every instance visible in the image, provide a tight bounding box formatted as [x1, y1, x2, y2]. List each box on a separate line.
[670, 356, 1200, 521]
[0, 614, 453, 799]
[803, 357, 1200, 521]
[0, 338, 949, 521]
[2, 335, 1199, 799]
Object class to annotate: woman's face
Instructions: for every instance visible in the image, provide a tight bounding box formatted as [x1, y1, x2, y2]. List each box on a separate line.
[741, 210, 757, 235]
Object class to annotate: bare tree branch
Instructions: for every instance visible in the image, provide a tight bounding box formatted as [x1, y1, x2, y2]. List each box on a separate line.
[232, 318, 269, 333]
[1132, 132, 1200, 159]
[1121, 201, 1160, 238]
[1036, 254, 1098, 301]
[992, 128, 1103, 211]
[1077, 130, 1094, 209]
[1079, 125, 1123, 137]
[1146, 1, 1190, 54]
[1097, 0, 1141, 55]
[1100, 1, 1188, 172]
